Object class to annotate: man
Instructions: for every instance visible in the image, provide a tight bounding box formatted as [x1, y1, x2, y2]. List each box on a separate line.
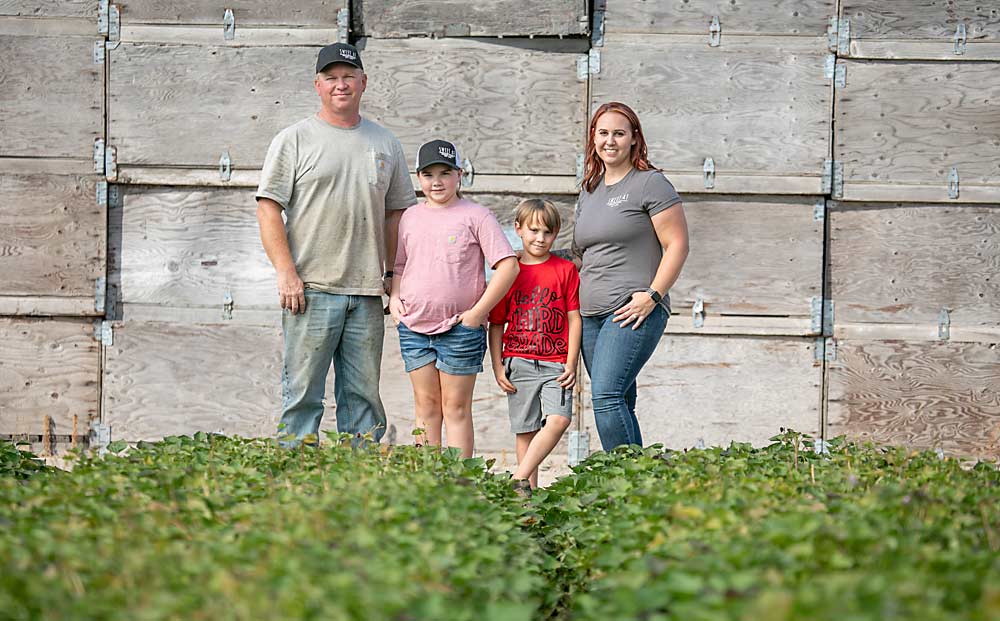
[256, 42, 416, 446]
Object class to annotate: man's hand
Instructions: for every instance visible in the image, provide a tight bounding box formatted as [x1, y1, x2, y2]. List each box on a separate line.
[493, 364, 517, 394]
[277, 267, 306, 314]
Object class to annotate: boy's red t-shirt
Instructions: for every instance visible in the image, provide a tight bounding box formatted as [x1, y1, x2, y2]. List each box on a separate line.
[488, 255, 580, 363]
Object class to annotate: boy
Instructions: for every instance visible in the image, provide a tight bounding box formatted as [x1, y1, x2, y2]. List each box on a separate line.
[489, 199, 581, 495]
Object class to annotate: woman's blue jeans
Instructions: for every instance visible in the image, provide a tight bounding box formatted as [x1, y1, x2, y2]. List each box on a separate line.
[581, 305, 668, 450]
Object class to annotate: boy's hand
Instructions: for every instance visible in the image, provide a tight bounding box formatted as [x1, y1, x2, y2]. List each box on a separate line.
[388, 295, 405, 325]
[557, 364, 577, 389]
[493, 365, 517, 394]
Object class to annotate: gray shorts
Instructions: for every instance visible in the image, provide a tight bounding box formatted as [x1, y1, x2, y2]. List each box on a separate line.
[503, 357, 573, 434]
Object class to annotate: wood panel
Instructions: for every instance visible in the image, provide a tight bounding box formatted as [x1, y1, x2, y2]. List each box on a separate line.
[115, 0, 346, 26]
[0, 29, 104, 160]
[358, 0, 587, 38]
[603, 0, 835, 36]
[593, 34, 831, 194]
[836, 61, 1000, 202]
[830, 202, 1000, 328]
[0, 173, 106, 316]
[0, 1, 95, 18]
[362, 37, 587, 176]
[109, 42, 317, 171]
[469, 193, 577, 252]
[636, 334, 822, 449]
[842, 0, 1000, 60]
[828, 339, 1000, 459]
[0, 318, 100, 436]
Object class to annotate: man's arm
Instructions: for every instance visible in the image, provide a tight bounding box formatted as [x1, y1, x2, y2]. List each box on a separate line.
[256, 198, 305, 314]
[383, 209, 403, 294]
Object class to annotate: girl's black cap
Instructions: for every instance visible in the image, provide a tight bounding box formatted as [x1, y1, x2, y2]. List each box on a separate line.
[416, 140, 461, 171]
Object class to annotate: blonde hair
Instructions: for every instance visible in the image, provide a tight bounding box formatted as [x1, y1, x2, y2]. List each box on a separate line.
[513, 199, 561, 235]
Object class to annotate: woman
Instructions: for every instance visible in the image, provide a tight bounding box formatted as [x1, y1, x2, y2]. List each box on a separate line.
[573, 102, 689, 450]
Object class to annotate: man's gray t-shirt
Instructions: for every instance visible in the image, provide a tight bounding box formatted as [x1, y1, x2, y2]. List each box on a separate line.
[573, 168, 682, 316]
[256, 116, 417, 296]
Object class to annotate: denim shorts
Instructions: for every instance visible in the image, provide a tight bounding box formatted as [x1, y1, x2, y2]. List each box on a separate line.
[397, 322, 487, 376]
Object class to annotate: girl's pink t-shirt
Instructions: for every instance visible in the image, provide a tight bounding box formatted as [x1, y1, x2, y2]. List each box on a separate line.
[394, 199, 515, 335]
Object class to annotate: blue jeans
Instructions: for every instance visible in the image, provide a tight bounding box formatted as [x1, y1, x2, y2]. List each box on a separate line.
[581, 305, 668, 450]
[279, 291, 386, 446]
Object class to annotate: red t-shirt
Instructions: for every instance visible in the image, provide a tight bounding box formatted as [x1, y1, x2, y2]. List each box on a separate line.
[489, 255, 581, 363]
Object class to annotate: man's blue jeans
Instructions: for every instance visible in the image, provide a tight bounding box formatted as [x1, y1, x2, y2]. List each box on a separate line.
[581, 305, 669, 450]
[279, 291, 386, 446]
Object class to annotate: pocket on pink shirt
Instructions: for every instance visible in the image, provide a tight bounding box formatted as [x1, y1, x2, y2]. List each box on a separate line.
[442, 228, 472, 264]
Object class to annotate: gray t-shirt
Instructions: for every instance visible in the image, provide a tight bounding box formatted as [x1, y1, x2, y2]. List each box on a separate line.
[256, 116, 416, 296]
[573, 168, 681, 316]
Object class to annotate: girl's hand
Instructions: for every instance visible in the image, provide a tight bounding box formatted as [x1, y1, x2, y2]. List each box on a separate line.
[557, 363, 577, 389]
[493, 365, 517, 394]
[612, 291, 657, 330]
[458, 309, 487, 329]
[388, 296, 406, 325]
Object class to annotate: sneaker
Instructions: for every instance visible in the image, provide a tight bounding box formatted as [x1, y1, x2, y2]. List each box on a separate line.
[512, 478, 533, 499]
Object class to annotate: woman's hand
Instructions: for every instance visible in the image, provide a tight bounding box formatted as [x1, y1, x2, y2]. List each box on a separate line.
[612, 291, 658, 330]
[388, 295, 406, 325]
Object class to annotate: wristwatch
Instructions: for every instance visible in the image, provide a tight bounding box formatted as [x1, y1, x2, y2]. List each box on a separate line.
[644, 288, 662, 304]
[383, 271, 394, 279]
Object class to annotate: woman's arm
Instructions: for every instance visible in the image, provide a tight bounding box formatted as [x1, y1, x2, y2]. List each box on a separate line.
[459, 256, 520, 327]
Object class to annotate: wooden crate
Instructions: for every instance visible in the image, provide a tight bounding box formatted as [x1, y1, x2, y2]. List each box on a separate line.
[602, 0, 835, 36]
[0, 172, 106, 316]
[0, 1, 96, 18]
[0, 318, 100, 437]
[827, 337, 1000, 460]
[0, 18, 104, 162]
[835, 60, 1000, 203]
[592, 33, 832, 195]
[840, 0, 1000, 60]
[114, 0, 347, 27]
[357, 0, 587, 38]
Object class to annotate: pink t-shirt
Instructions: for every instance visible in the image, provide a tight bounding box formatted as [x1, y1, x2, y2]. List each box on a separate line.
[395, 199, 515, 335]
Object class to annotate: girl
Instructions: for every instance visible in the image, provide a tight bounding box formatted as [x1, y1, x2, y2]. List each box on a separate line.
[389, 139, 520, 457]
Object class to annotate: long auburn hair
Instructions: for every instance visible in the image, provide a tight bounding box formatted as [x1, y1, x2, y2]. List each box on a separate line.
[582, 102, 657, 193]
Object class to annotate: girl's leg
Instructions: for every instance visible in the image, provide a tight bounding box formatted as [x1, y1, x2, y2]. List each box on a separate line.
[514, 431, 539, 487]
[588, 306, 669, 450]
[408, 363, 444, 447]
[513, 415, 572, 488]
[439, 372, 477, 458]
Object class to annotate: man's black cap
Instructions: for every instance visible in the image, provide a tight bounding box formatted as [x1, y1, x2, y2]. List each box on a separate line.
[316, 42, 363, 73]
[416, 139, 462, 172]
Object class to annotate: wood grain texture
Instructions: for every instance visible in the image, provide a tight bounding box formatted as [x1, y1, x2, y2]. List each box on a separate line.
[115, 0, 347, 26]
[0, 173, 106, 313]
[0, 318, 99, 435]
[114, 186, 276, 309]
[359, 0, 587, 37]
[636, 334, 822, 449]
[830, 202, 1000, 328]
[842, 0, 1000, 41]
[604, 0, 835, 36]
[0, 1, 95, 18]
[469, 193, 577, 252]
[836, 61, 1000, 190]
[0, 33, 103, 159]
[109, 43, 318, 168]
[828, 339, 1000, 459]
[362, 37, 586, 176]
[672, 195, 822, 317]
[593, 34, 831, 185]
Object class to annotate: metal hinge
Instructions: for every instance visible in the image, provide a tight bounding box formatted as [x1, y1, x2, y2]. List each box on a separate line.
[702, 157, 715, 189]
[93, 139, 118, 179]
[709, 16, 721, 47]
[93, 138, 105, 173]
[98, 1, 120, 42]
[577, 49, 601, 79]
[822, 159, 843, 198]
[814, 336, 836, 362]
[219, 151, 232, 182]
[461, 157, 475, 188]
[96, 180, 108, 207]
[90, 421, 111, 455]
[813, 199, 825, 222]
[576, 154, 585, 185]
[222, 291, 234, 321]
[567, 430, 590, 466]
[837, 18, 850, 55]
[93, 40, 105, 63]
[954, 23, 967, 55]
[938, 308, 951, 340]
[93, 320, 113, 345]
[692, 297, 705, 328]
[223, 8, 236, 40]
[825, 55, 846, 87]
[827, 16, 839, 52]
[337, 7, 349, 43]
[948, 167, 959, 199]
[811, 297, 834, 335]
[591, 9, 605, 47]
[94, 277, 107, 314]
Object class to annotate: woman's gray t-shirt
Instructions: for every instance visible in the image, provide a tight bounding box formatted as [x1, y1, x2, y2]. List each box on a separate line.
[573, 168, 681, 316]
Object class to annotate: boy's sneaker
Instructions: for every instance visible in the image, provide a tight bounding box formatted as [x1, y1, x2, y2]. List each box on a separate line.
[512, 478, 533, 499]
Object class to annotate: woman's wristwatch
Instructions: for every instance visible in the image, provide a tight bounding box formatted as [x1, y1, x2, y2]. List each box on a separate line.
[383, 271, 394, 279]
[644, 287, 662, 304]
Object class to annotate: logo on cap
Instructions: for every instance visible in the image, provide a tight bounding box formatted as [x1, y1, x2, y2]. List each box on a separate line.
[339, 49, 357, 60]
[438, 146, 455, 159]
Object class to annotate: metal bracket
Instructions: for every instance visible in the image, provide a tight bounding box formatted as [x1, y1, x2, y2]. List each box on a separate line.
[108, 185, 122, 209]
[813, 438, 832, 455]
[98, 0, 109, 34]
[89, 421, 111, 455]
[567, 430, 590, 466]
[461, 158, 475, 188]
[822, 159, 843, 198]
[223, 291, 234, 321]
[107, 3, 120, 46]
[835, 63, 846, 88]
[702, 157, 715, 189]
[948, 167, 959, 199]
[337, 7, 349, 43]
[938, 308, 951, 341]
[576, 154, 585, 185]
[954, 23, 967, 55]
[824, 337, 836, 362]
[576, 54, 589, 80]
[223, 8, 236, 40]
[94, 277, 107, 314]
[813, 199, 825, 222]
[592, 9, 605, 47]
[709, 16, 721, 47]
[811, 297, 834, 335]
[105, 144, 118, 181]
[837, 18, 851, 56]
[219, 151, 232, 182]
[826, 16, 839, 52]
[93, 40, 105, 64]
[96, 180, 108, 207]
[588, 48, 601, 75]
[692, 297, 705, 328]
[824, 54, 836, 79]
[93, 138, 105, 173]
[94, 320, 113, 346]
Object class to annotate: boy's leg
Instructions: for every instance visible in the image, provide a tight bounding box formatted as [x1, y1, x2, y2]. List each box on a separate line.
[514, 431, 539, 486]
[408, 363, 444, 447]
[512, 360, 574, 487]
[439, 372, 477, 458]
[331, 295, 387, 445]
[513, 415, 572, 487]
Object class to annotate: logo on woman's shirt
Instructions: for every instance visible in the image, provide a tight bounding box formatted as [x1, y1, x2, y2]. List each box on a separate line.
[607, 193, 629, 208]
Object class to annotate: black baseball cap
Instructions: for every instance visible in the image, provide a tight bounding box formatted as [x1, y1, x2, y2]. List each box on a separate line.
[316, 42, 363, 73]
[416, 139, 461, 172]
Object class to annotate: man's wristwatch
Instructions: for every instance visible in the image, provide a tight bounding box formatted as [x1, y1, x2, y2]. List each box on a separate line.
[383, 271, 394, 279]
[644, 288, 662, 304]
